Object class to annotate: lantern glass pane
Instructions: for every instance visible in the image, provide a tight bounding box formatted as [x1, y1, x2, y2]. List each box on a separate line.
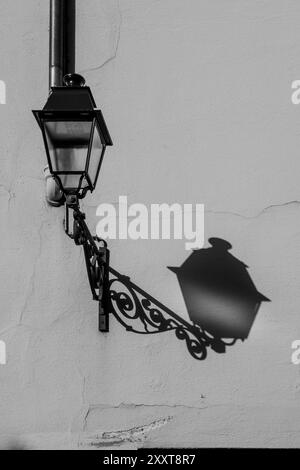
[43, 120, 93, 191]
[44, 120, 92, 172]
[59, 173, 88, 191]
[87, 121, 105, 186]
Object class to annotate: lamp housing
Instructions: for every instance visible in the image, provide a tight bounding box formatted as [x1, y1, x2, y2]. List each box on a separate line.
[33, 74, 113, 198]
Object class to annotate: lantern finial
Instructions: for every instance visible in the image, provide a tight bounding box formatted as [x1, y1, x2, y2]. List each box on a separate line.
[63, 73, 86, 87]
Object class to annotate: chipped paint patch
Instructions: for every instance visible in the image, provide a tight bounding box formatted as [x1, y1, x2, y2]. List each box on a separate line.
[82, 416, 173, 448]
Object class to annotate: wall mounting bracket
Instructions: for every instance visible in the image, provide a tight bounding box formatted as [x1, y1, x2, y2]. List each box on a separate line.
[64, 195, 110, 332]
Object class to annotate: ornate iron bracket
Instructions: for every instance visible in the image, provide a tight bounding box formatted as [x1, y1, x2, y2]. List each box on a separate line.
[108, 267, 237, 360]
[64, 195, 110, 331]
[64, 199, 236, 359]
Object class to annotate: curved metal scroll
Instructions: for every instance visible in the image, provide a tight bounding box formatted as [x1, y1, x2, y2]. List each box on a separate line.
[108, 267, 237, 360]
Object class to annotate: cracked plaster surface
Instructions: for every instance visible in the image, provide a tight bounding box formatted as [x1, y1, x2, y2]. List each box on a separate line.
[0, 0, 300, 450]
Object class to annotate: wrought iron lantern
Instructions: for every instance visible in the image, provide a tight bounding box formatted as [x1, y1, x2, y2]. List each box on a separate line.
[33, 73, 112, 199]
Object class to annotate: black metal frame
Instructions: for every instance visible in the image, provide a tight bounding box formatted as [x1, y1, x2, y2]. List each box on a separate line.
[32, 109, 110, 198]
[64, 195, 110, 331]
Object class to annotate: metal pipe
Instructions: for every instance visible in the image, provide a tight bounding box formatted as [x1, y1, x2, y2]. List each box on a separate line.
[49, 0, 64, 87]
[47, 0, 76, 205]
[49, 0, 76, 89]
[63, 0, 76, 79]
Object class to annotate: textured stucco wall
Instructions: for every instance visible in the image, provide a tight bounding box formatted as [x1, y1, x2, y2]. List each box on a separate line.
[0, 0, 300, 449]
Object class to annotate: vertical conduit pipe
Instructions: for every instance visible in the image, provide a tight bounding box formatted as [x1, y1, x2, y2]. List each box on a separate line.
[47, 0, 76, 204]
[49, 0, 76, 88]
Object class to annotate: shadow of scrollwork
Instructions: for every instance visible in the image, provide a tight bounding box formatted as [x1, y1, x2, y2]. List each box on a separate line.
[108, 267, 237, 361]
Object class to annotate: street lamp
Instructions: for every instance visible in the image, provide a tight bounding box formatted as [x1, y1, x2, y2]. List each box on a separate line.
[33, 73, 113, 332]
[33, 73, 112, 199]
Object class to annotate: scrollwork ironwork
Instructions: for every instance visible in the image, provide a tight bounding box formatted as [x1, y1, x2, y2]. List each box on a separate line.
[108, 267, 236, 360]
[63, 199, 237, 360]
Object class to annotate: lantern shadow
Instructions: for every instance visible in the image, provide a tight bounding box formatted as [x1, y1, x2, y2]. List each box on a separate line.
[108, 238, 270, 360]
[168, 238, 270, 352]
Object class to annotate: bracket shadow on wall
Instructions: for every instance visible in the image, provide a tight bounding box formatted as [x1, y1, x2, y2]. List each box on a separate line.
[108, 238, 270, 361]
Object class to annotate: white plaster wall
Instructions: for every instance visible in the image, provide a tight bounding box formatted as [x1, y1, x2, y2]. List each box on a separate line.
[0, 0, 300, 449]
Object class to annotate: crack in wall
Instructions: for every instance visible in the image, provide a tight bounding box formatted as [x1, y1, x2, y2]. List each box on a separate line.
[206, 200, 300, 220]
[18, 220, 45, 325]
[83, 401, 207, 416]
[85, 199, 300, 220]
[0, 183, 14, 211]
[79, 0, 122, 75]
